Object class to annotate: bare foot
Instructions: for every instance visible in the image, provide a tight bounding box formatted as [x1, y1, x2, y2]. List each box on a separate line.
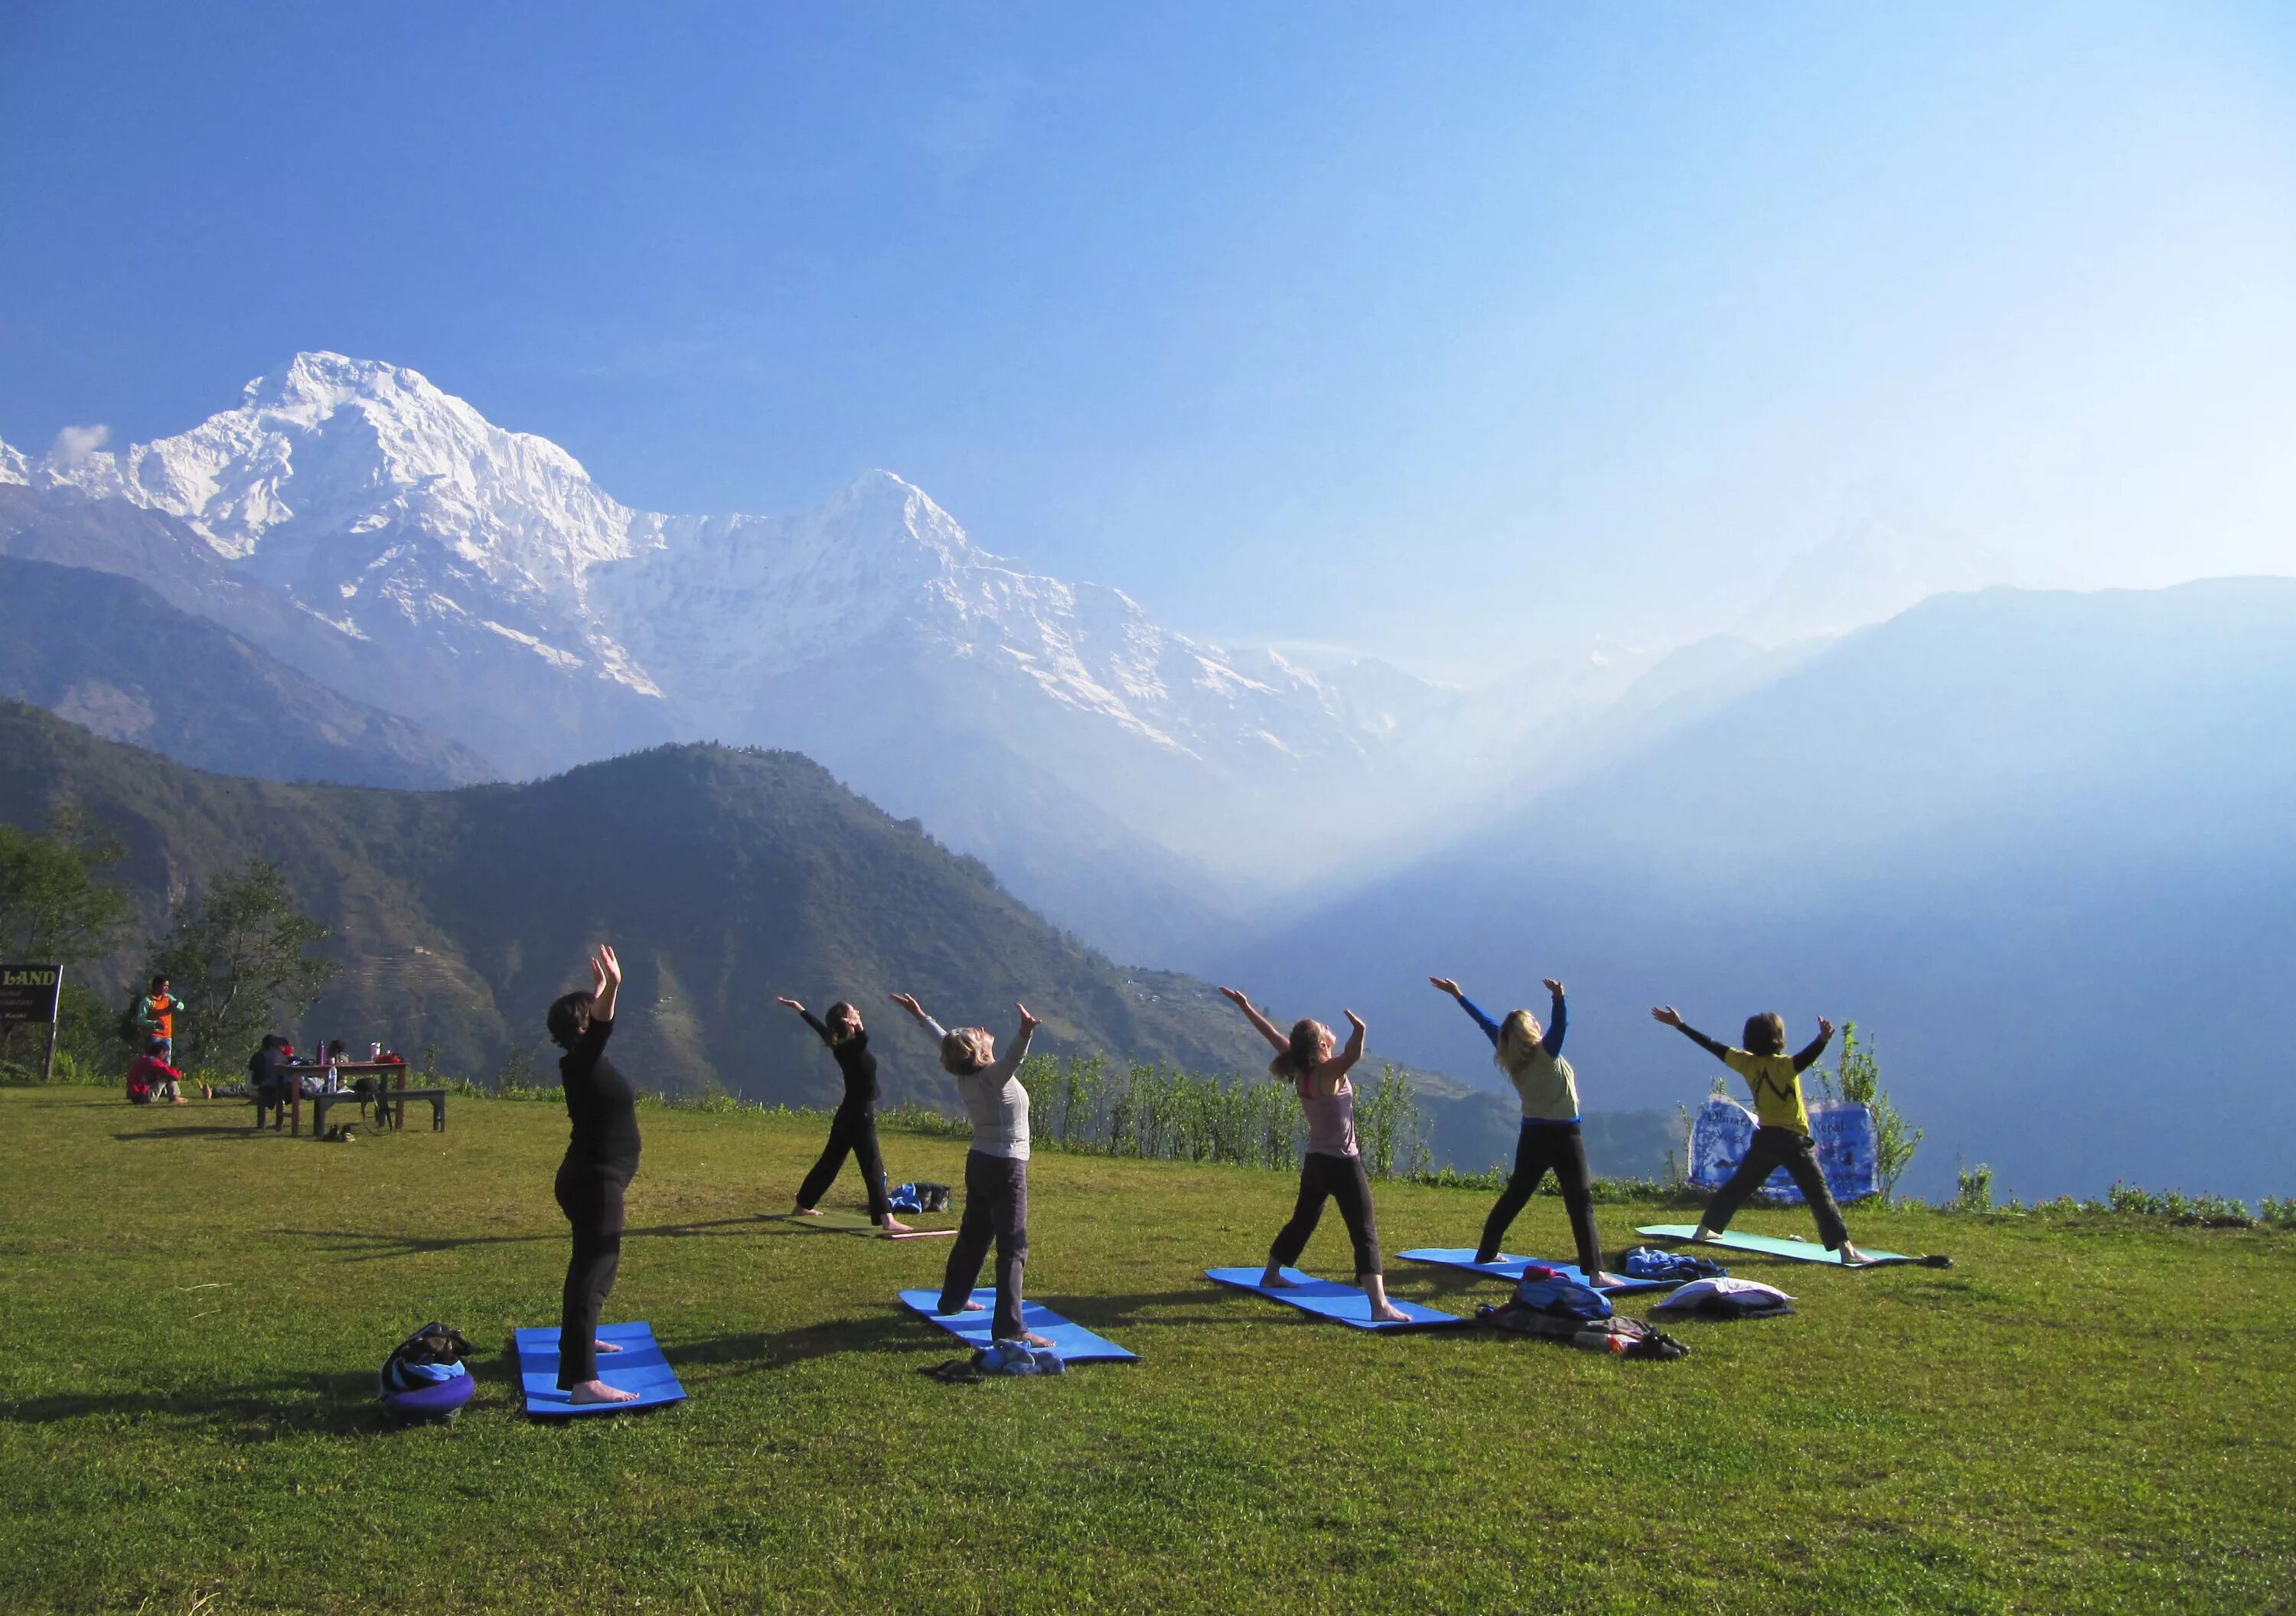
[1692, 1228, 1724, 1243]
[880, 1216, 914, 1234]
[595, 1340, 623, 1353]
[1259, 1267, 1296, 1288]
[171, 1097, 189, 1106]
[1592, 1272, 1631, 1289]
[567, 1379, 639, 1405]
[1020, 1331, 1055, 1349]
[793, 1204, 823, 1218]
[961, 1300, 987, 1312]
[1837, 1243, 1880, 1267]
[1369, 1302, 1411, 1324]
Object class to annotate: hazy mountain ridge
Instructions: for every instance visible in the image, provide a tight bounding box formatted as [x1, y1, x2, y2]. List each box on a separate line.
[1215, 578, 2296, 1201]
[0, 556, 494, 790]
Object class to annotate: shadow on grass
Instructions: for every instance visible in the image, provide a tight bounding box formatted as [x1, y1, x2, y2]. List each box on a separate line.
[114, 1124, 279, 1142]
[0, 1369, 463, 1438]
[287, 1214, 817, 1262]
[677, 1311, 939, 1376]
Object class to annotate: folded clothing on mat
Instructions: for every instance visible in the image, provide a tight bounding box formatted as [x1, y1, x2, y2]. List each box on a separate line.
[1623, 1246, 1730, 1282]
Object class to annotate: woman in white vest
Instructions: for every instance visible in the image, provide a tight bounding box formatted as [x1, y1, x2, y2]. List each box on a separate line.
[1430, 976, 1617, 1285]
[889, 992, 1054, 1347]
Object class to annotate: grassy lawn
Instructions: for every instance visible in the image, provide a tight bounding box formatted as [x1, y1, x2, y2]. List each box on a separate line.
[1, 1087, 2290, 1615]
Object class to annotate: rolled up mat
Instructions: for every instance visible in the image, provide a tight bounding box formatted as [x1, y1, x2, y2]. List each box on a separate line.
[1204, 1267, 1467, 1331]
[1396, 1247, 1681, 1294]
[897, 1289, 1138, 1362]
[514, 1321, 686, 1416]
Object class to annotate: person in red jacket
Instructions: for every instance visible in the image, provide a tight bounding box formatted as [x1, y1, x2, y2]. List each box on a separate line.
[128, 1038, 186, 1105]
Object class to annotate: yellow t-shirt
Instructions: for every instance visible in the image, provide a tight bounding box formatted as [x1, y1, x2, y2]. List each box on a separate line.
[1722, 1048, 1809, 1135]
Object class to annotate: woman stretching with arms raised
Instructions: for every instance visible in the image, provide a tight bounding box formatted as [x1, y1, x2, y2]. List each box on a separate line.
[778, 995, 910, 1233]
[889, 992, 1052, 1347]
[1219, 988, 1408, 1324]
[1430, 974, 1619, 1285]
[547, 945, 641, 1403]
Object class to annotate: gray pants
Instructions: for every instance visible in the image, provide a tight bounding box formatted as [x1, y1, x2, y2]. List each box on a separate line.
[941, 1150, 1028, 1339]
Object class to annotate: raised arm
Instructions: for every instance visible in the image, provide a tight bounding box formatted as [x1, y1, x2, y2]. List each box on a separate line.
[1431, 977, 1502, 1047]
[1651, 1004, 1729, 1061]
[1792, 1018, 1837, 1073]
[889, 992, 946, 1043]
[1326, 1009, 1367, 1079]
[1009, 1002, 1042, 1064]
[1218, 986, 1290, 1054]
[589, 946, 621, 1025]
[778, 996, 834, 1044]
[1542, 979, 1567, 1057]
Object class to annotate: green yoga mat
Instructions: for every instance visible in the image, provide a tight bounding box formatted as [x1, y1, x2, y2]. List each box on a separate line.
[1635, 1225, 1935, 1266]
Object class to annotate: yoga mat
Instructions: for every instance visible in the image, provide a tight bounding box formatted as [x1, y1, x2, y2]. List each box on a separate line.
[1204, 1267, 1467, 1331]
[514, 1321, 686, 1417]
[897, 1289, 1140, 1363]
[781, 1210, 954, 1240]
[1634, 1225, 1923, 1266]
[1396, 1247, 1680, 1295]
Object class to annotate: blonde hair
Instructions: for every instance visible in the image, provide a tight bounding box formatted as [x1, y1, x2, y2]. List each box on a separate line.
[1493, 1009, 1548, 1079]
[941, 1026, 996, 1076]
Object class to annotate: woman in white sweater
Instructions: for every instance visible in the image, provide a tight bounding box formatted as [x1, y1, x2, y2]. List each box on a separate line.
[890, 992, 1052, 1347]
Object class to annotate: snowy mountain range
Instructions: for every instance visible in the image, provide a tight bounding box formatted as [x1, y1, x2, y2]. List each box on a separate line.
[5, 352, 1588, 956]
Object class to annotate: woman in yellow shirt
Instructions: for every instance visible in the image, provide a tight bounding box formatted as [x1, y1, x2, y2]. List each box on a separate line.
[1651, 1005, 1875, 1266]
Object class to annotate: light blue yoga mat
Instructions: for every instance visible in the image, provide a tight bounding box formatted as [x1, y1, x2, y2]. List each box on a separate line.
[1396, 1247, 1680, 1295]
[514, 1321, 687, 1417]
[1205, 1267, 1468, 1331]
[897, 1289, 1139, 1362]
[1634, 1225, 1919, 1266]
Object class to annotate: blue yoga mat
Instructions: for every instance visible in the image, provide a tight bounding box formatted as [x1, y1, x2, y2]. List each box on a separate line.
[1395, 1247, 1680, 1295]
[897, 1289, 1139, 1363]
[1634, 1225, 1919, 1266]
[514, 1321, 687, 1416]
[1204, 1267, 1467, 1331]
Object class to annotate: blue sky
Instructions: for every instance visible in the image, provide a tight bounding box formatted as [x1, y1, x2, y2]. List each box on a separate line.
[4, 2, 2292, 673]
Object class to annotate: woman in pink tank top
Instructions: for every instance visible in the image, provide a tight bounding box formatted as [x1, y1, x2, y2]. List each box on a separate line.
[1219, 987, 1408, 1324]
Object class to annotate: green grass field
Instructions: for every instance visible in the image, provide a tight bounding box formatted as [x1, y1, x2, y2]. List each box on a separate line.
[2, 1087, 2290, 1615]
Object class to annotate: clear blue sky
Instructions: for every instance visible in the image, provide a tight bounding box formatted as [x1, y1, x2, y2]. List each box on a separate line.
[4, 2, 2291, 673]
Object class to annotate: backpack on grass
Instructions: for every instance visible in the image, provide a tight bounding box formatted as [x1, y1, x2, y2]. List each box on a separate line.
[379, 1323, 476, 1422]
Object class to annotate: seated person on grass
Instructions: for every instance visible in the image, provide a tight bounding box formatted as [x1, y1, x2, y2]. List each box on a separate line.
[128, 1038, 186, 1106]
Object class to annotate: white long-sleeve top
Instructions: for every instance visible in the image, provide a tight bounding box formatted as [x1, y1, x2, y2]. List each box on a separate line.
[924, 1016, 1035, 1160]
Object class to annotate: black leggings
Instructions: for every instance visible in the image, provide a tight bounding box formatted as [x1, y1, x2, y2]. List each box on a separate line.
[941, 1151, 1029, 1339]
[554, 1159, 628, 1387]
[1703, 1125, 1851, 1249]
[796, 1102, 891, 1222]
[1478, 1119, 1603, 1276]
[1270, 1151, 1382, 1278]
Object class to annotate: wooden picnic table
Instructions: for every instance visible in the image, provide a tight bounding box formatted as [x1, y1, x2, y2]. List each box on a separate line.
[285, 1061, 417, 1136]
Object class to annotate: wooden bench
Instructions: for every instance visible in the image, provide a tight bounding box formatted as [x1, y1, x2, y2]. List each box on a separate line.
[308, 1085, 448, 1135]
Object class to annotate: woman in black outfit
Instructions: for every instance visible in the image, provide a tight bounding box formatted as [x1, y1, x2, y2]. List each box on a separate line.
[547, 944, 641, 1404]
[779, 995, 912, 1233]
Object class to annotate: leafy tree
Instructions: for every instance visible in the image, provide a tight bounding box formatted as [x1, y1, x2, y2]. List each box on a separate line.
[143, 860, 340, 1074]
[0, 808, 135, 963]
[0, 810, 136, 1070]
[1814, 1021, 1923, 1202]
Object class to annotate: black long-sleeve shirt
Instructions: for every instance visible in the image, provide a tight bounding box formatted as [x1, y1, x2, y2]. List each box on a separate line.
[560, 1018, 641, 1181]
[801, 1011, 881, 1107]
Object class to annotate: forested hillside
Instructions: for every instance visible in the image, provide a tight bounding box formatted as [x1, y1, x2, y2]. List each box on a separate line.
[0, 700, 1269, 1107]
